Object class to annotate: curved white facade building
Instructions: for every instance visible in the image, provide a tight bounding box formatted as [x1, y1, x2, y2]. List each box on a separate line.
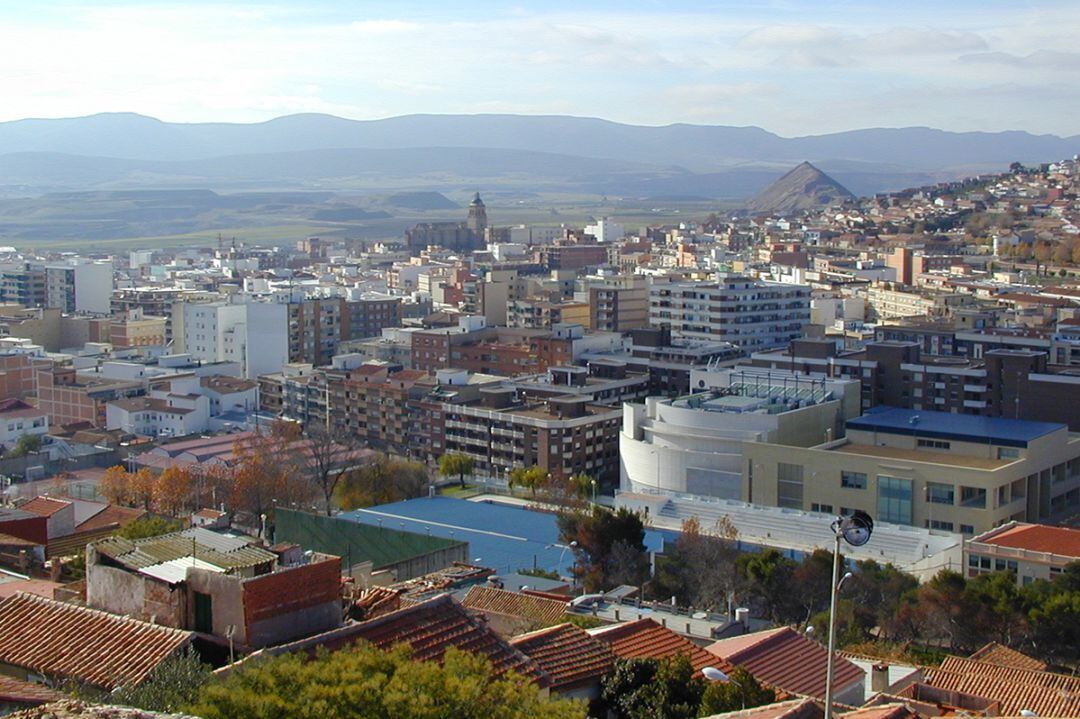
[620, 367, 859, 500]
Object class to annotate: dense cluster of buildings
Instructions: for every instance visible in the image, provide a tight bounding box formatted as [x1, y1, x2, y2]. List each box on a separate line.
[1, 164, 1080, 716]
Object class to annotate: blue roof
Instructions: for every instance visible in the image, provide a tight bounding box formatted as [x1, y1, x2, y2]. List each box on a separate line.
[340, 496, 673, 578]
[846, 406, 1064, 448]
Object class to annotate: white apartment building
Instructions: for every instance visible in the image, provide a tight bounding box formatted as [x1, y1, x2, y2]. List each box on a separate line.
[649, 275, 810, 352]
[45, 261, 113, 314]
[106, 376, 210, 438]
[175, 301, 288, 379]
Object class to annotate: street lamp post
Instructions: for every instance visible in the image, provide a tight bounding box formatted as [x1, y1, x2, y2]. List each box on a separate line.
[702, 667, 743, 710]
[824, 511, 874, 719]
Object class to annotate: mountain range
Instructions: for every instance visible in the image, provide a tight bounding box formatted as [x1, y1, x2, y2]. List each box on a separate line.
[1, 113, 1077, 199]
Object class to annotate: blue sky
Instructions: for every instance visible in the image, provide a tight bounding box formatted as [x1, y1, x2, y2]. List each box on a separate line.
[1, 1, 1077, 136]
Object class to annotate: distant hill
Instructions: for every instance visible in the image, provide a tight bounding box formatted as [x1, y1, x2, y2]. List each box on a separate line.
[383, 192, 459, 210]
[746, 162, 855, 215]
[0, 112, 1076, 173]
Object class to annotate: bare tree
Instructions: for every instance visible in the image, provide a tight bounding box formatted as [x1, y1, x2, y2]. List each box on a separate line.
[303, 423, 362, 515]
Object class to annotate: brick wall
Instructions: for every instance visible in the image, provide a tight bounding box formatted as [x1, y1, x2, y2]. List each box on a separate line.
[242, 556, 341, 628]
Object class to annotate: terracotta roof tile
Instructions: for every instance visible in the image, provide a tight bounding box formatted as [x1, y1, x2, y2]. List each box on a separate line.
[509, 622, 614, 690]
[707, 627, 864, 700]
[0, 592, 192, 689]
[968, 641, 1048, 672]
[462, 586, 569, 627]
[589, 618, 731, 675]
[260, 594, 549, 686]
[353, 586, 402, 620]
[18, 497, 71, 518]
[973, 522, 1080, 557]
[700, 698, 822, 719]
[0, 675, 67, 707]
[925, 656, 1080, 716]
[75, 505, 146, 534]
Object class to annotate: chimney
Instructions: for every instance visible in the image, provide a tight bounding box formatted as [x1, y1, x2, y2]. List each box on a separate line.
[871, 663, 890, 693]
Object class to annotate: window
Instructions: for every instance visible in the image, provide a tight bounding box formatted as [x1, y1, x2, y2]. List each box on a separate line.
[811, 503, 834, 514]
[927, 519, 954, 531]
[960, 524, 975, 535]
[841, 471, 867, 490]
[960, 486, 987, 509]
[997, 447, 1020, 459]
[926, 482, 954, 505]
[917, 438, 951, 450]
[777, 462, 804, 509]
[877, 475, 913, 525]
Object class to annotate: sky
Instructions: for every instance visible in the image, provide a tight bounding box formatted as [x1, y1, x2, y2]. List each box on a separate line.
[1, 1, 1078, 136]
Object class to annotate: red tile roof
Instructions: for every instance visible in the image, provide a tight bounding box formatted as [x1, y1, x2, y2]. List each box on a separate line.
[700, 698, 822, 719]
[0, 579, 62, 600]
[462, 586, 569, 627]
[352, 586, 402, 620]
[925, 656, 1080, 716]
[0, 592, 192, 690]
[509, 622, 614, 690]
[972, 522, 1080, 557]
[18, 497, 71, 518]
[75, 505, 145, 533]
[259, 594, 549, 686]
[707, 627, 864, 700]
[968, 641, 1048, 672]
[0, 675, 66, 707]
[589, 618, 732, 675]
[839, 705, 919, 719]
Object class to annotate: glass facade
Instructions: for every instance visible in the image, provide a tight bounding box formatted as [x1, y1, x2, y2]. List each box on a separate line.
[777, 462, 804, 509]
[877, 475, 913, 525]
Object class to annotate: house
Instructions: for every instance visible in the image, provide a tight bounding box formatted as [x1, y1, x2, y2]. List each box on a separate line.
[707, 627, 865, 706]
[13, 496, 145, 559]
[0, 398, 48, 453]
[86, 527, 343, 649]
[923, 655, 1080, 716]
[461, 585, 569, 637]
[0, 592, 192, 690]
[965, 521, 1080, 586]
[509, 622, 614, 700]
[0, 674, 67, 714]
[589, 618, 735, 676]
[105, 375, 210, 438]
[244, 593, 551, 688]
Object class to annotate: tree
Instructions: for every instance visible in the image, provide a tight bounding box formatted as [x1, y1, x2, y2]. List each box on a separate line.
[557, 505, 647, 592]
[6, 432, 41, 458]
[599, 655, 704, 719]
[737, 549, 797, 623]
[99, 464, 133, 505]
[791, 549, 839, 624]
[568, 473, 594, 501]
[188, 643, 585, 719]
[302, 424, 359, 515]
[653, 516, 741, 612]
[129, 467, 157, 511]
[111, 648, 212, 713]
[699, 667, 776, 715]
[230, 422, 307, 519]
[117, 516, 184, 540]
[154, 466, 195, 516]
[439, 453, 474, 489]
[509, 466, 548, 497]
[336, 454, 428, 510]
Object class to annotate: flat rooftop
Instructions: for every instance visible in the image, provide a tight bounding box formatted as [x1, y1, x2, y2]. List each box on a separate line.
[847, 405, 1063, 448]
[830, 443, 1012, 469]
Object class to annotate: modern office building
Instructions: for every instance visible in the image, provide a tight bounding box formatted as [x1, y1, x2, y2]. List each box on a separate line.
[649, 274, 810, 352]
[741, 406, 1080, 535]
[620, 366, 860, 499]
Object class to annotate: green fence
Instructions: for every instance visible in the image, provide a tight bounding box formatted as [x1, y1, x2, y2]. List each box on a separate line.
[275, 509, 465, 571]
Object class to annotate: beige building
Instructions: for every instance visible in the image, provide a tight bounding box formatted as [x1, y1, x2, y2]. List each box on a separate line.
[965, 521, 1080, 586]
[742, 406, 1080, 536]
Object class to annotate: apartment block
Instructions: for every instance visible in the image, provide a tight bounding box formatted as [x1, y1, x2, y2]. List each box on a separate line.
[45, 261, 113, 314]
[36, 366, 144, 428]
[579, 274, 649, 333]
[649, 274, 810, 352]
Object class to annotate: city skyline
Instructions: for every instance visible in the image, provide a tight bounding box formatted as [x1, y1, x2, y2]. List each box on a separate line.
[2, 0, 1079, 136]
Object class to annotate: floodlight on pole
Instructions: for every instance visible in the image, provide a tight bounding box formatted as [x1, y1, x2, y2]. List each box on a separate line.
[824, 511, 873, 719]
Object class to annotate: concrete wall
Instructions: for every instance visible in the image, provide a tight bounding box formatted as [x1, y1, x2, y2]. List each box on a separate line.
[86, 547, 185, 628]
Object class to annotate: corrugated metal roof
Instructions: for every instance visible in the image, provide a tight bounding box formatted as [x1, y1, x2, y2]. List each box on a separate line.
[139, 557, 226, 584]
[93, 528, 275, 572]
